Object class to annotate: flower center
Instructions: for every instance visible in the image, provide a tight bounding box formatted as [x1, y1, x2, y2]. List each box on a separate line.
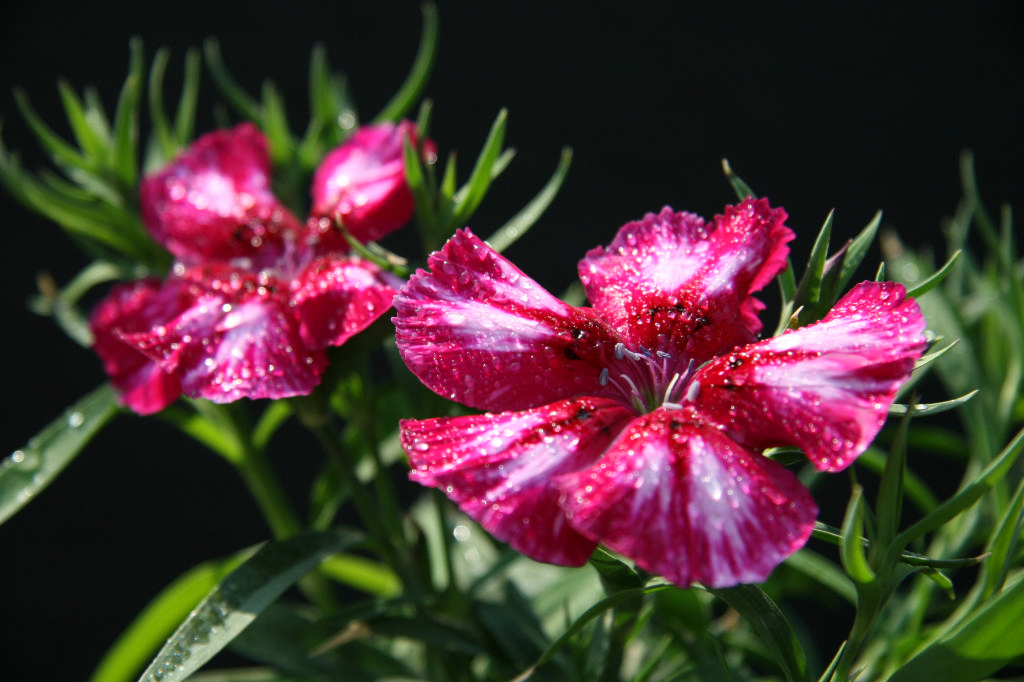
[599, 342, 698, 413]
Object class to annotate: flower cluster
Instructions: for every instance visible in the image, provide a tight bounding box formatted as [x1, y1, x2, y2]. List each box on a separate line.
[92, 120, 428, 414]
[394, 199, 926, 588]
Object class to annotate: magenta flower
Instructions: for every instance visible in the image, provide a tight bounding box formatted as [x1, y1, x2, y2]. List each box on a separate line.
[393, 199, 927, 588]
[92, 122, 416, 413]
[310, 120, 433, 246]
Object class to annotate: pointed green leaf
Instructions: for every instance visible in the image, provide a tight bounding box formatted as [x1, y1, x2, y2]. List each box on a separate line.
[172, 48, 202, 152]
[889, 570, 1024, 682]
[906, 250, 962, 299]
[110, 39, 144, 187]
[260, 81, 293, 163]
[57, 80, 109, 160]
[91, 555, 244, 682]
[14, 88, 93, 171]
[891, 425, 1024, 552]
[876, 412, 910, 548]
[451, 108, 508, 228]
[980, 477, 1024, 599]
[836, 210, 881, 292]
[839, 486, 876, 584]
[888, 390, 978, 417]
[721, 158, 756, 200]
[136, 529, 362, 682]
[147, 47, 176, 162]
[914, 339, 957, 371]
[373, 2, 438, 123]
[487, 146, 573, 253]
[709, 584, 810, 682]
[0, 383, 119, 526]
[204, 38, 262, 122]
[794, 209, 834, 310]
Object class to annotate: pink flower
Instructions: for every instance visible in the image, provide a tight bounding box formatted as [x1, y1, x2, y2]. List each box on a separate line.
[139, 122, 302, 269]
[310, 120, 433, 245]
[92, 122, 413, 413]
[393, 199, 927, 588]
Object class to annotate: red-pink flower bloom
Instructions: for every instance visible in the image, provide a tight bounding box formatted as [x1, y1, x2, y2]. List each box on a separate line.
[310, 120, 432, 246]
[394, 199, 927, 588]
[93, 122, 414, 413]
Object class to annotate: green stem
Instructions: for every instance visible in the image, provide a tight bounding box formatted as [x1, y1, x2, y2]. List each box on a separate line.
[206, 402, 337, 611]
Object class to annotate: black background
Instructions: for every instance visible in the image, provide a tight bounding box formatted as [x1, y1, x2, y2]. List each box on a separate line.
[1, 1, 1022, 679]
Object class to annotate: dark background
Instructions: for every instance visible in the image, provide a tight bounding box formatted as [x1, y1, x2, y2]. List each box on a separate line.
[1, 1, 1022, 679]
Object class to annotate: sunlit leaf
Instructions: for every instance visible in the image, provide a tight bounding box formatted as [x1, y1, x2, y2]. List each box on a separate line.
[0, 383, 119, 526]
[373, 2, 438, 123]
[136, 529, 362, 682]
[487, 146, 573, 253]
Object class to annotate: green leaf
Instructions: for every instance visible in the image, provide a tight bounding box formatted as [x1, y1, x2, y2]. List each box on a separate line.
[487, 146, 573, 253]
[136, 529, 362, 682]
[876, 411, 910, 548]
[889, 571, 1024, 682]
[91, 555, 244, 682]
[784, 549, 857, 604]
[836, 210, 881, 293]
[373, 2, 439, 123]
[203, 38, 262, 122]
[57, 79, 109, 160]
[173, 48, 202, 153]
[888, 390, 978, 417]
[709, 584, 810, 682]
[839, 486, 876, 584]
[721, 158, 756, 200]
[0, 383, 119, 526]
[110, 38, 144, 187]
[147, 47, 176, 162]
[794, 209, 834, 310]
[890, 425, 1024, 553]
[906, 250, 962, 299]
[451, 108, 508, 229]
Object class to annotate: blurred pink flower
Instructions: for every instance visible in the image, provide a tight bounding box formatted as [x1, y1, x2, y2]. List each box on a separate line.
[394, 199, 926, 588]
[93, 122, 417, 413]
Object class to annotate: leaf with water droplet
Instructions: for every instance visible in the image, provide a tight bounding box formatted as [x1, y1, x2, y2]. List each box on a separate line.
[0, 382, 118, 526]
[136, 528, 362, 682]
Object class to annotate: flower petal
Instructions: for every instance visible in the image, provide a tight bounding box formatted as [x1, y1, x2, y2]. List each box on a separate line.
[290, 255, 401, 349]
[120, 267, 328, 403]
[90, 278, 189, 414]
[310, 120, 431, 245]
[578, 199, 793, 363]
[402, 397, 634, 566]
[394, 228, 622, 412]
[559, 408, 817, 588]
[139, 123, 302, 266]
[694, 281, 927, 471]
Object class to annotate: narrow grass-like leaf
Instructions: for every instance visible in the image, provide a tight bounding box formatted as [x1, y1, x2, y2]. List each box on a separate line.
[980, 477, 1024, 599]
[517, 584, 672, 676]
[0, 383, 119, 526]
[839, 486, 876, 583]
[876, 412, 910, 548]
[914, 339, 958, 371]
[158, 402, 244, 465]
[172, 48, 202, 152]
[91, 555, 245, 682]
[137, 529, 361, 682]
[888, 390, 978, 417]
[889, 570, 1024, 682]
[204, 38, 262, 122]
[259, 81, 293, 163]
[451, 108, 507, 228]
[251, 401, 293, 453]
[856, 447, 939, 514]
[906, 250, 962, 299]
[14, 88, 93, 171]
[57, 80, 109, 160]
[373, 2, 438, 123]
[487, 146, 572, 253]
[794, 210, 834, 312]
[147, 47, 176, 161]
[721, 158, 756, 200]
[836, 211, 881, 292]
[319, 553, 400, 596]
[890, 426, 1024, 553]
[784, 549, 857, 604]
[709, 584, 810, 682]
[403, 134, 439, 249]
[110, 39, 144, 187]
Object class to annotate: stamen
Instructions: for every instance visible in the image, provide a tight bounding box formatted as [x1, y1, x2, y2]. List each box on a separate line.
[603, 342, 697, 413]
[599, 368, 610, 386]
